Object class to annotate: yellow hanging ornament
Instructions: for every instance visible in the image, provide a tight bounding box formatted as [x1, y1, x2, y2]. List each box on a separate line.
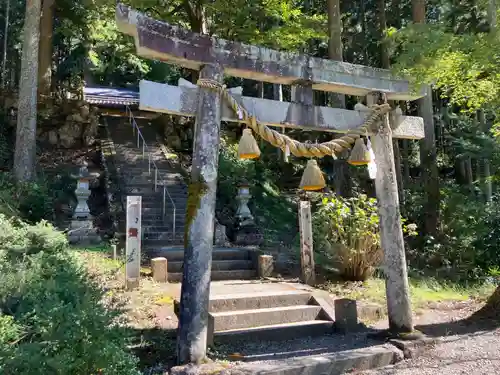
[238, 128, 261, 159]
[348, 138, 372, 166]
[299, 159, 326, 191]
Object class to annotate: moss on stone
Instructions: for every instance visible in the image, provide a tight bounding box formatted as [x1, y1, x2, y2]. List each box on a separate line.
[184, 179, 209, 247]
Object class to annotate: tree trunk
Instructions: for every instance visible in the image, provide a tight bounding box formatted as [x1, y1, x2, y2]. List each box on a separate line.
[418, 86, 440, 235]
[360, 0, 368, 64]
[273, 84, 287, 161]
[390, 0, 402, 28]
[465, 157, 473, 192]
[327, 0, 345, 109]
[472, 285, 500, 319]
[412, 0, 425, 23]
[1, 0, 10, 90]
[327, 0, 351, 196]
[488, 0, 497, 30]
[38, 0, 55, 100]
[393, 139, 404, 204]
[378, 0, 390, 69]
[481, 0, 495, 202]
[455, 158, 466, 185]
[412, 0, 439, 236]
[14, 0, 42, 182]
[184, 0, 208, 84]
[402, 140, 410, 185]
[379, 0, 404, 202]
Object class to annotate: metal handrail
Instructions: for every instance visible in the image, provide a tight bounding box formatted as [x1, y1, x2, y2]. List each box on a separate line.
[125, 106, 176, 237]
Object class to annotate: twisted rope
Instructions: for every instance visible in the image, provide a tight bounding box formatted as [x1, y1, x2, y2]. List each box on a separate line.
[197, 78, 391, 158]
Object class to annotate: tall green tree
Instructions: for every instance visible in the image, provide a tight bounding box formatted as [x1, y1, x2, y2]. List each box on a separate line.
[38, 0, 55, 99]
[412, 0, 440, 236]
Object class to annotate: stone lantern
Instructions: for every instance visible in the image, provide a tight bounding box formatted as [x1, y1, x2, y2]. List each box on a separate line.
[231, 181, 263, 246]
[68, 162, 100, 244]
[72, 163, 92, 220]
[235, 182, 254, 225]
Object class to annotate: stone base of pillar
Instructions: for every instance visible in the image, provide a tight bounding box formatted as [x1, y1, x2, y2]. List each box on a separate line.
[68, 219, 101, 245]
[151, 257, 168, 283]
[258, 254, 274, 278]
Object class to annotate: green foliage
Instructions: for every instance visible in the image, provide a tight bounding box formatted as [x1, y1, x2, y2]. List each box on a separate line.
[0, 215, 68, 261]
[313, 194, 417, 281]
[0, 218, 140, 375]
[217, 134, 297, 243]
[0, 173, 53, 223]
[404, 182, 500, 282]
[312, 194, 382, 281]
[391, 3, 500, 114]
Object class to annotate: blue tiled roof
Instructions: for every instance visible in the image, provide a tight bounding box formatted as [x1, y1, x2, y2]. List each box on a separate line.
[83, 86, 139, 106]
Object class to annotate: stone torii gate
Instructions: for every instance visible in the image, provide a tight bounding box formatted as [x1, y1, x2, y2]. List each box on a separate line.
[116, 4, 425, 365]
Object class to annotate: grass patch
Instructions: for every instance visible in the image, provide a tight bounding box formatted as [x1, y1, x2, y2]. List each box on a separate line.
[71, 246, 124, 275]
[324, 277, 496, 309]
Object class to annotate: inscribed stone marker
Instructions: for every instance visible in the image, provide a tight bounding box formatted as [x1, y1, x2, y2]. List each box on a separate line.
[126, 196, 142, 290]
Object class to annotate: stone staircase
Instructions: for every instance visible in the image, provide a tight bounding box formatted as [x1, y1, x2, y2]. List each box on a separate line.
[106, 115, 258, 281]
[107, 116, 186, 247]
[150, 246, 257, 282]
[175, 284, 336, 344]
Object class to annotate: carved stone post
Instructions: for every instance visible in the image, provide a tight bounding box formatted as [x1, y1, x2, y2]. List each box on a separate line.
[298, 200, 315, 286]
[371, 107, 413, 334]
[177, 64, 223, 365]
[125, 196, 142, 290]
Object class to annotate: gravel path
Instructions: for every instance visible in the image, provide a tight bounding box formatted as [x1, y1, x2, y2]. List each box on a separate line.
[357, 328, 500, 375]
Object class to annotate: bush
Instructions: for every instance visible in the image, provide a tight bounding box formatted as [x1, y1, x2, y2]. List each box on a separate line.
[0, 173, 53, 223]
[0, 215, 68, 261]
[404, 182, 500, 282]
[0, 219, 140, 375]
[313, 194, 382, 281]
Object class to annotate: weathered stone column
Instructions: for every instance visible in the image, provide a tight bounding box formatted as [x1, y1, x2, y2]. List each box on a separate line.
[177, 64, 223, 365]
[371, 109, 413, 334]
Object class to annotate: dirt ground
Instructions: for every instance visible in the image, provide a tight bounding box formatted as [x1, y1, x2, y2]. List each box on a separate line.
[77, 250, 500, 374]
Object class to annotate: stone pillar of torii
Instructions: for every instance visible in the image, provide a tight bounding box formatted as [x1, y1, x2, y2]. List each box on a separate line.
[116, 3, 426, 364]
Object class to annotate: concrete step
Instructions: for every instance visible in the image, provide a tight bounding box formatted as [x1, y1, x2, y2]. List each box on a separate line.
[147, 247, 251, 261]
[167, 260, 254, 273]
[168, 269, 257, 282]
[118, 167, 183, 177]
[143, 225, 184, 233]
[142, 219, 186, 227]
[211, 305, 322, 331]
[118, 166, 181, 175]
[214, 320, 334, 343]
[123, 177, 186, 187]
[209, 291, 313, 313]
[122, 178, 185, 187]
[120, 192, 187, 200]
[123, 193, 187, 201]
[141, 219, 186, 226]
[144, 231, 185, 241]
[122, 183, 186, 192]
[143, 210, 186, 216]
[140, 202, 187, 209]
[143, 239, 185, 248]
[138, 194, 188, 201]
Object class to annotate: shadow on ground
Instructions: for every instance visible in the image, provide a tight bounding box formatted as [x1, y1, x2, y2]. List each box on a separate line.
[415, 314, 500, 337]
[129, 327, 177, 371]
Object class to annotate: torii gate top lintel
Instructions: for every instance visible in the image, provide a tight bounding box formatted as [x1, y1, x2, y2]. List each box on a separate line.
[116, 3, 424, 102]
